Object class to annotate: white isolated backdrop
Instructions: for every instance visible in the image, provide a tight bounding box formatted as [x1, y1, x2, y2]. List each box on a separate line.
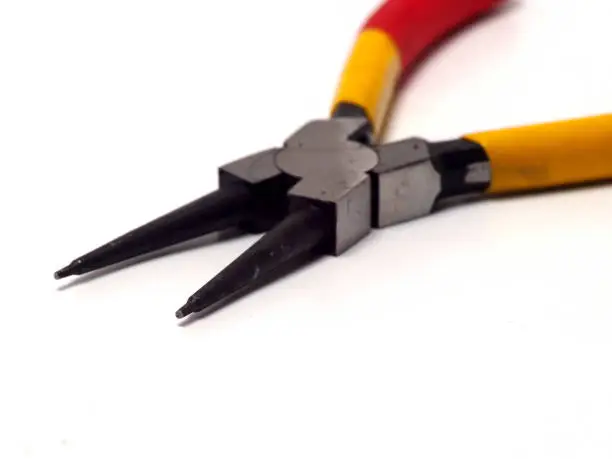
[1, 0, 612, 457]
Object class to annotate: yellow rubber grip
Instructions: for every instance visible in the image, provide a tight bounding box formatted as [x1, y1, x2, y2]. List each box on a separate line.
[464, 114, 612, 194]
[330, 29, 402, 139]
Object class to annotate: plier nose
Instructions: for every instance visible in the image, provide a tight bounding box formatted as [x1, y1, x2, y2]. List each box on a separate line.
[55, 0, 612, 323]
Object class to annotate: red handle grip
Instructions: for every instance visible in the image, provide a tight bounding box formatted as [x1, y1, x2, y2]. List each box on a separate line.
[364, 0, 505, 69]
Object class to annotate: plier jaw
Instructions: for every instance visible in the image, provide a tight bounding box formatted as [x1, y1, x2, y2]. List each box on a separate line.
[218, 148, 294, 234]
[220, 116, 378, 255]
[174, 117, 381, 320]
[277, 117, 377, 253]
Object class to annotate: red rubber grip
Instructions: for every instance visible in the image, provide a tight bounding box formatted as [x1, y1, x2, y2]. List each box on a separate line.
[364, 0, 505, 68]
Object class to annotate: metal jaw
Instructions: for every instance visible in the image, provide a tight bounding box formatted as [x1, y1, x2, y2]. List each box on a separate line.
[220, 117, 379, 254]
[219, 119, 446, 252]
[178, 123, 450, 318]
[56, 116, 448, 321]
[277, 118, 378, 254]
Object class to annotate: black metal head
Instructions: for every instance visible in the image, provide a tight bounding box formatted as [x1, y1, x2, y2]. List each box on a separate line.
[54, 116, 490, 323]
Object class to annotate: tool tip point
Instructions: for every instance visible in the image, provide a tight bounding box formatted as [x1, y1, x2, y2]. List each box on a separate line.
[54, 267, 70, 280]
[54, 261, 82, 280]
[175, 308, 187, 319]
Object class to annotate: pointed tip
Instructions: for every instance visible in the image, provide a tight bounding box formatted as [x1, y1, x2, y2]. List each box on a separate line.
[175, 302, 195, 319]
[54, 264, 76, 280]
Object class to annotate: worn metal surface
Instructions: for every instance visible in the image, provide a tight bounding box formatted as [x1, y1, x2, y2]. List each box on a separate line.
[277, 118, 378, 253]
[372, 138, 441, 228]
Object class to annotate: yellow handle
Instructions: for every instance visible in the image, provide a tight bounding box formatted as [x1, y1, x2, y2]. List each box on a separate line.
[464, 114, 612, 194]
[331, 30, 402, 140]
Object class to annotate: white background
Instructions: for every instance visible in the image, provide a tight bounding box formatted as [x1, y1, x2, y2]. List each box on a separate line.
[2, 0, 612, 457]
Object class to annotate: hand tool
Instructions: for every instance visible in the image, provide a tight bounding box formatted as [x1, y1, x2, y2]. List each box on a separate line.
[54, 0, 612, 322]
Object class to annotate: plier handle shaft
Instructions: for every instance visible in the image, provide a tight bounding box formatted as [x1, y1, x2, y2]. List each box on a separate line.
[55, 0, 612, 322]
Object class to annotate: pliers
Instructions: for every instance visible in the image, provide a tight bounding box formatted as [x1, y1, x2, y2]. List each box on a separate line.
[55, 0, 612, 321]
